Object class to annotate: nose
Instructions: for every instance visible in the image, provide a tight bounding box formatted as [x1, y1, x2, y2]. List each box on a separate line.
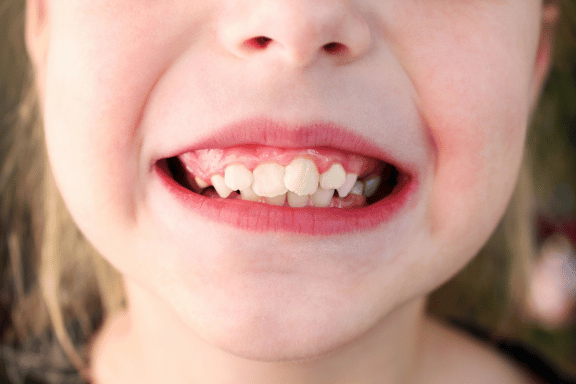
[218, 0, 371, 67]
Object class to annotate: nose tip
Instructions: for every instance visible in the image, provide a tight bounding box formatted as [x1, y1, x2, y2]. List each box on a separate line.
[219, 1, 371, 67]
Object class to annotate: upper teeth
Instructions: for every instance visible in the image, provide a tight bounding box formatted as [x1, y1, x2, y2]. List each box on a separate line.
[284, 158, 320, 196]
[224, 163, 253, 191]
[195, 176, 210, 189]
[196, 157, 382, 207]
[319, 163, 346, 190]
[210, 174, 233, 198]
[336, 173, 358, 198]
[252, 163, 288, 197]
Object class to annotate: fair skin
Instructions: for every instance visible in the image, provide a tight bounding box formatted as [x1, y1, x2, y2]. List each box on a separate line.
[26, 0, 556, 383]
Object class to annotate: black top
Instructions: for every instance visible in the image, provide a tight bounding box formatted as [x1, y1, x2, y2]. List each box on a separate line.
[449, 318, 576, 384]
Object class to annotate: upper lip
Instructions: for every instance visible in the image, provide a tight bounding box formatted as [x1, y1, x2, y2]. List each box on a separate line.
[156, 116, 415, 177]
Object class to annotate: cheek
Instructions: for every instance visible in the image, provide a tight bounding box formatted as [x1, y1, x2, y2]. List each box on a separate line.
[40, 1, 195, 255]
[391, 4, 538, 253]
[423, 63, 529, 258]
[42, 36, 143, 236]
[429, 103, 527, 234]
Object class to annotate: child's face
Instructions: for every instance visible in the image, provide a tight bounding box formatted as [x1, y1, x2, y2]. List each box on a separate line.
[28, 0, 551, 358]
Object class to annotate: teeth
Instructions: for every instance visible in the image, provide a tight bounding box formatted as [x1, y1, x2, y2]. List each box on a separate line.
[310, 187, 334, 208]
[350, 181, 364, 195]
[336, 173, 358, 198]
[363, 175, 381, 198]
[240, 186, 260, 202]
[319, 163, 346, 190]
[266, 193, 287, 206]
[284, 158, 319, 196]
[195, 176, 210, 189]
[185, 173, 205, 193]
[211, 174, 233, 198]
[252, 163, 287, 197]
[190, 158, 383, 206]
[224, 164, 253, 191]
[287, 191, 309, 207]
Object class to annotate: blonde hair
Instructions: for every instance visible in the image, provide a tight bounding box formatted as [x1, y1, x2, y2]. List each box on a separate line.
[1, 2, 124, 378]
[1, 0, 574, 380]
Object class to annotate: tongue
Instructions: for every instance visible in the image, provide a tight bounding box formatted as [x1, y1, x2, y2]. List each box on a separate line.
[178, 145, 378, 182]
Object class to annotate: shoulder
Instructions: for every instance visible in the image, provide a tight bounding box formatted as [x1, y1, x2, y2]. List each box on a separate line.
[414, 316, 538, 384]
[89, 311, 144, 384]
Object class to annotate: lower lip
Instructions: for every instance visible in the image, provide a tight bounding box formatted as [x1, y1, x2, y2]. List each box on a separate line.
[154, 164, 417, 235]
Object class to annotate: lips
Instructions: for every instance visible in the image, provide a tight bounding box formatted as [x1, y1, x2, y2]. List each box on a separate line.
[151, 117, 418, 235]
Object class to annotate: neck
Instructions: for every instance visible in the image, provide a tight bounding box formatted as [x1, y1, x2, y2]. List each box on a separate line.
[110, 279, 427, 384]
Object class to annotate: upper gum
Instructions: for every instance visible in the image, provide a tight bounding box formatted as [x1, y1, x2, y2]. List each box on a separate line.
[179, 145, 379, 182]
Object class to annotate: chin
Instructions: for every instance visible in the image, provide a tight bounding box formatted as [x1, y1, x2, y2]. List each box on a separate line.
[195, 310, 362, 362]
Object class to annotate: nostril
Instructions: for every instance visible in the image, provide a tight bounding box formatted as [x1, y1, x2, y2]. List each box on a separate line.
[322, 42, 347, 55]
[244, 36, 273, 50]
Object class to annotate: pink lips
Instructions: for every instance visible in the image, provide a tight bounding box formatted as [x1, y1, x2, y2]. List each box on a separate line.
[153, 117, 418, 235]
[160, 117, 402, 165]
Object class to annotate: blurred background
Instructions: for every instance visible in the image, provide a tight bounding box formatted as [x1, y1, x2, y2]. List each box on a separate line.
[430, 1, 576, 379]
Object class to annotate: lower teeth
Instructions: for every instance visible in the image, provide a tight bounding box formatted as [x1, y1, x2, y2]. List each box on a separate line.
[200, 187, 367, 208]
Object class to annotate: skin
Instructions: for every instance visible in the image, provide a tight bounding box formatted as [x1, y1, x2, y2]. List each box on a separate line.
[26, 0, 556, 383]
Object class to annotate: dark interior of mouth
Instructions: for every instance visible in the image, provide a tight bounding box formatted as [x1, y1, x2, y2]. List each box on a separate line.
[166, 156, 194, 190]
[162, 157, 400, 206]
[366, 163, 399, 205]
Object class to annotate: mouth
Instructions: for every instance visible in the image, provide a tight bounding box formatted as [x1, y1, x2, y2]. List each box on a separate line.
[159, 148, 402, 209]
[152, 119, 417, 235]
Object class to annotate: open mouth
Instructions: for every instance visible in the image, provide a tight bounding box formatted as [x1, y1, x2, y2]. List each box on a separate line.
[158, 145, 404, 209]
[150, 120, 418, 234]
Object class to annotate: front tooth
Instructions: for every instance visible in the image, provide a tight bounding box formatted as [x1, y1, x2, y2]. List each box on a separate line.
[252, 163, 287, 197]
[287, 191, 309, 207]
[320, 163, 346, 190]
[363, 175, 381, 197]
[337, 173, 358, 198]
[310, 187, 334, 208]
[266, 193, 286, 206]
[284, 158, 319, 196]
[224, 164, 253, 191]
[350, 181, 364, 195]
[211, 174, 233, 198]
[240, 186, 260, 202]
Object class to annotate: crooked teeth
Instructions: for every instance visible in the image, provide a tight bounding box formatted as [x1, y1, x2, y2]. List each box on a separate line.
[252, 163, 287, 197]
[211, 174, 233, 198]
[363, 175, 381, 198]
[224, 164, 253, 191]
[311, 187, 334, 208]
[287, 191, 309, 207]
[195, 157, 384, 206]
[336, 173, 358, 198]
[284, 158, 319, 196]
[320, 163, 346, 190]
